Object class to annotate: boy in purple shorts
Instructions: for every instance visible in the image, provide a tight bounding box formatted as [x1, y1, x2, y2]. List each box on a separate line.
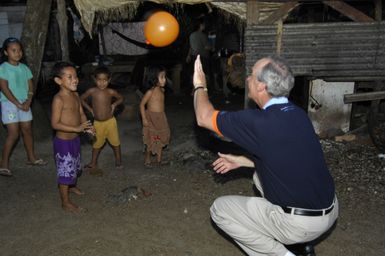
[51, 62, 94, 213]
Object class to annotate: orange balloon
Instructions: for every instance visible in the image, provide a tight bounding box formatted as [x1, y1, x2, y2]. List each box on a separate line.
[144, 11, 179, 47]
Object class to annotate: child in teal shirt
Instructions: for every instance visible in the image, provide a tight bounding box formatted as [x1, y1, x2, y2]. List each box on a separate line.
[0, 37, 47, 177]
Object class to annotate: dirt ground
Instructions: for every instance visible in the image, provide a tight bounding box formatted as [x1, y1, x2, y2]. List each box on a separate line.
[0, 93, 384, 256]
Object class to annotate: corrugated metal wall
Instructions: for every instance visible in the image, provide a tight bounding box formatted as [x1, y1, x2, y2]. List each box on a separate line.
[245, 22, 385, 81]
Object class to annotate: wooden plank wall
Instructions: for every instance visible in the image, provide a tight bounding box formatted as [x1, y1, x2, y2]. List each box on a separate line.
[244, 21, 385, 81]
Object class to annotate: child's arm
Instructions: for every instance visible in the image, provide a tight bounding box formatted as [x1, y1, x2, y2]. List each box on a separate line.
[110, 89, 124, 114]
[80, 88, 94, 116]
[77, 93, 88, 123]
[139, 89, 153, 127]
[51, 95, 92, 133]
[78, 93, 95, 135]
[0, 79, 23, 109]
[22, 79, 34, 110]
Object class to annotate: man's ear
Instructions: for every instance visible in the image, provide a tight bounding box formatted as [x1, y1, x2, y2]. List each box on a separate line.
[256, 82, 267, 92]
[54, 77, 61, 85]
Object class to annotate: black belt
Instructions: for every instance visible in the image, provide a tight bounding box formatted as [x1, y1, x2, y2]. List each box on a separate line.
[282, 204, 334, 217]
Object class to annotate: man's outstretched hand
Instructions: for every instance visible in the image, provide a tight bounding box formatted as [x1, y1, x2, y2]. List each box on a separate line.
[212, 153, 241, 174]
[193, 55, 207, 88]
[212, 153, 255, 174]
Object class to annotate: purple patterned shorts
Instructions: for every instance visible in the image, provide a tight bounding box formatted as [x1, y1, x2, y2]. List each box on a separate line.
[53, 136, 81, 185]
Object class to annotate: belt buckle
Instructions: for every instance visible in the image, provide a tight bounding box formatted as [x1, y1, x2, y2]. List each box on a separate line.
[289, 207, 324, 216]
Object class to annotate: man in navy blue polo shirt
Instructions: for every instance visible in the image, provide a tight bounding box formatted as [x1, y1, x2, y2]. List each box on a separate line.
[193, 55, 338, 256]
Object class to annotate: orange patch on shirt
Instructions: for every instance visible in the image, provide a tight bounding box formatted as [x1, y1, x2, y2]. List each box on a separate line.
[212, 111, 223, 137]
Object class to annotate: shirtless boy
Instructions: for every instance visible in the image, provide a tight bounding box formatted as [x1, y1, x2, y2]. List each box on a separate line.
[51, 62, 94, 212]
[80, 66, 124, 169]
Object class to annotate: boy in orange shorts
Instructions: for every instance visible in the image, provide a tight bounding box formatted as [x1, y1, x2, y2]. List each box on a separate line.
[80, 66, 124, 169]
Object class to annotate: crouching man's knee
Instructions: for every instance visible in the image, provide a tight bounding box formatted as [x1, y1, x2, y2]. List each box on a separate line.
[210, 196, 231, 225]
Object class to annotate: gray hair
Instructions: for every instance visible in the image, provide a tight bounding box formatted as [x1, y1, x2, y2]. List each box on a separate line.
[256, 56, 294, 97]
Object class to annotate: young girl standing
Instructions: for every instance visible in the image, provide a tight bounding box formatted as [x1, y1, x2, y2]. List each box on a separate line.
[0, 37, 47, 177]
[140, 66, 170, 167]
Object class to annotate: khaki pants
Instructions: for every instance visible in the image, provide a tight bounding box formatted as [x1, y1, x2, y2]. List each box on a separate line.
[210, 173, 339, 256]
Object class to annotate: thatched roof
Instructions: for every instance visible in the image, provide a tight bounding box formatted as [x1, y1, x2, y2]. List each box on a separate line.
[73, 0, 282, 34]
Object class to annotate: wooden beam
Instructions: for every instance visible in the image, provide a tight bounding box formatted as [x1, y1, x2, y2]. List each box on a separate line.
[245, 0, 259, 108]
[260, 1, 299, 25]
[344, 91, 385, 103]
[276, 19, 283, 55]
[246, 0, 260, 25]
[21, 0, 53, 89]
[374, 0, 382, 21]
[57, 0, 69, 61]
[323, 1, 375, 22]
[212, 0, 245, 2]
[21, 0, 53, 140]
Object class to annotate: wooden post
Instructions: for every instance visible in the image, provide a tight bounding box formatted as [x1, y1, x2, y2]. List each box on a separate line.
[56, 0, 69, 61]
[246, 0, 260, 26]
[374, 0, 382, 21]
[276, 20, 283, 56]
[21, 0, 53, 89]
[20, 0, 53, 140]
[245, 0, 260, 108]
[369, 2, 383, 149]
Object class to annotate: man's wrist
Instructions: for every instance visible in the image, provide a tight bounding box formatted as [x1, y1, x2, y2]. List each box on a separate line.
[193, 86, 208, 93]
[194, 84, 206, 89]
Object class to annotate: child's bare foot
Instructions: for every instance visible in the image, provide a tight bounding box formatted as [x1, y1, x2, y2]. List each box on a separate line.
[144, 156, 151, 167]
[69, 187, 84, 195]
[144, 151, 151, 166]
[115, 164, 123, 170]
[144, 161, 152, 168]
[62, 202, 82, 213]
